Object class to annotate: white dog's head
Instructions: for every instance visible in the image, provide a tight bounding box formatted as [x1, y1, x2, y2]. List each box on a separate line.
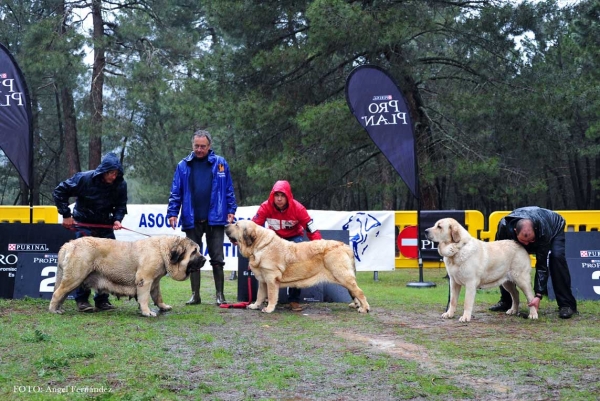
[425, 218, 470, 257]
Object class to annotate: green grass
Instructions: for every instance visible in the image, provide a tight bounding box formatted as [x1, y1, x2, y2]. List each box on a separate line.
[0, 269, 599, 400]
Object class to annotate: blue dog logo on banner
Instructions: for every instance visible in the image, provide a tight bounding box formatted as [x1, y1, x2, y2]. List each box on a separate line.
[342, 212, 382, 261]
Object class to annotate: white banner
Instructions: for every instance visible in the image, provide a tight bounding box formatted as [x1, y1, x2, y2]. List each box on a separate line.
[110, 205, 395, 271]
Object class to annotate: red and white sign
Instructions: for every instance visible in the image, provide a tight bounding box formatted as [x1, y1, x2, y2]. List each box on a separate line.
[397, 226, 418, 259]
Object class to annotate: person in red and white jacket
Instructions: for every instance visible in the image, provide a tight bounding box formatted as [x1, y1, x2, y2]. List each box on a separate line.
[252, 180, 322, 311]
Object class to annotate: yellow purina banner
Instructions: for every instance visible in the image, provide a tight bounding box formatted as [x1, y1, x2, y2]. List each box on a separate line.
[107, 205, 397, 272]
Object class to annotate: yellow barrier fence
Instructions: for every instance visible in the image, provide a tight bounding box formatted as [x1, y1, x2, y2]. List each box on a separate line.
[395, 210, 600, 268]
[0, 206, 59, 224]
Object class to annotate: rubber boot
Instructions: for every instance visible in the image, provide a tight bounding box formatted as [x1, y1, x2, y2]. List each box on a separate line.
[213, 263, 226, 305]
[186, 270, 201, 305]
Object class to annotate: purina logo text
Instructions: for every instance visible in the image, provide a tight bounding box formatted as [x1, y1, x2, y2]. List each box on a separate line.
[372, 95, 393, 101]
[7, 244, 50, 252]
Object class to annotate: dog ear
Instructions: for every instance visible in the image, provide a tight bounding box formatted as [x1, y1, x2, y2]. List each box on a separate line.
[243, 227, 254, 247]
[170, 239, 186, 265]
[450, 224, 462, 243]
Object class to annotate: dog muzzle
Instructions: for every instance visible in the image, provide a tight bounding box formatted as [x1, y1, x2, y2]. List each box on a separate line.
[186, 256, 206, 274]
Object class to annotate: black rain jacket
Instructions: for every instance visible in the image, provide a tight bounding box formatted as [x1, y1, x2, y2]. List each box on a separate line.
[495, 206, 565, 294]
[53, 152, 128, 225]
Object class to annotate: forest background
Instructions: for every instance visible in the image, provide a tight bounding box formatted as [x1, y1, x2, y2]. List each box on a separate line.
[1, 0, 599, 217]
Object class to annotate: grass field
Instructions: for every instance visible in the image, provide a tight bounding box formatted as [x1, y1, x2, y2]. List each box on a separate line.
[0, 268, 598, 400]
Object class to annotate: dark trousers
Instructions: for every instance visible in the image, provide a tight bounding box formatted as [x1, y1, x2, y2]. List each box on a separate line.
[500, 232, 577, 311]
[184, 221, 225, 267]
[74, 227, 114, 304]
[285, 235, 303, 303]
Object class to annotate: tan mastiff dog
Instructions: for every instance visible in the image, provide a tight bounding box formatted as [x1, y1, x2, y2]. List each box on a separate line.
[425, 218, 538, 322]
[225, 220, 370, 314]
[49, 236, 205, 317]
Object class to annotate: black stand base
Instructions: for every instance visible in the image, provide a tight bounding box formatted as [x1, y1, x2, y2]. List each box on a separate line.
[406, 281, 436, 288]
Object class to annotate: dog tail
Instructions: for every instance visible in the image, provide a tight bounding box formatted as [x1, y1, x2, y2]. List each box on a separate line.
[346, 245, 357, 276]
[55, 245, 68, 290]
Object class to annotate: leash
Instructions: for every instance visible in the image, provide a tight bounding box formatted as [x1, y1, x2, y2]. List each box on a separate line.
[220, 256, 253, 309]
[68, 221, 151, 237]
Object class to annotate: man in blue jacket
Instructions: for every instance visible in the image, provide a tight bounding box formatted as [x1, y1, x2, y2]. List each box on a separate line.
[167, 130, 237, 306]
[53, 152, 128, 312]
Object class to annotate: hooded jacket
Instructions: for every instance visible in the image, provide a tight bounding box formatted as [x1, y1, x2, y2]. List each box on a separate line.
[166, 149, 237, 230]
[53, 152, 128, 225]
[252, 180, 322, 241]
[495, 206, 565, 294]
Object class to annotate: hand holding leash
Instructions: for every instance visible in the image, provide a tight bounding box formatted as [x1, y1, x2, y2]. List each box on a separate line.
[62, 216, 74, 228]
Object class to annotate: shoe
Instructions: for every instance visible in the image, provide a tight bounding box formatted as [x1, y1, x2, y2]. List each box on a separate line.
[77, 301, 95, 313]
[186, 271, 201, 305]
[185, 292, 201, 305]
[290, 302, 304, 312]
[216, 292, 226, 306]
[559, 307, 576, 319]
[213, 265, 226, 305]
[489, 301, 510, 312]
[95, 301, 116, 311]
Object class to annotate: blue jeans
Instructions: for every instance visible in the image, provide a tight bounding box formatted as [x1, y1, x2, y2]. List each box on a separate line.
[74, 227, 114, 304]
[285, 235, 303, 303]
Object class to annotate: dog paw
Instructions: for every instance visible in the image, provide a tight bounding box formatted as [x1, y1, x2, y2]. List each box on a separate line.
[505, 309, 518, 316]
[358, 307, 370, 313]
[158, 304, 172, 311]
[458, 315, 472, 322]
[441, 312, 453, 319]
[348, 301, 358, 309]
[247, 303, 260, 310]
[141, 310, 157, 317]
[261, 306, 275, 313]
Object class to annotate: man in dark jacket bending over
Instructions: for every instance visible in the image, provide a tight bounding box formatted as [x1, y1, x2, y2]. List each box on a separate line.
[53, 152, 128, 312]
[489, 206, 578, 319]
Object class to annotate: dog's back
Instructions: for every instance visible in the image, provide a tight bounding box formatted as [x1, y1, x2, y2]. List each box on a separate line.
[280, 239, 356, 284]
[469, 239, 532, 289]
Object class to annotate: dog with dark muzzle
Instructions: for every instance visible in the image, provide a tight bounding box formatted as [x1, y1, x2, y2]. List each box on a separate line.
[49, 236, 205, 316]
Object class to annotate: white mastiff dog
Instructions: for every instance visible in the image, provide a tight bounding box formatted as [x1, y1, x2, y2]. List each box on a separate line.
[425, 218, 538, 322]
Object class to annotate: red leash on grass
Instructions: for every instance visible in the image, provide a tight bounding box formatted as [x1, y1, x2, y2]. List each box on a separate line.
[220, 261, 252, 309]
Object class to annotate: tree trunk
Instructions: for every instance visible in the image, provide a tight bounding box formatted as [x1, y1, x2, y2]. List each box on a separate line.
[594, 156, 600, 209]
[27, 91, 40, 205]
[567, 153, 585, 209]
[379, 154, 394, 210]
[89, 0, 105, 169]
[58, 0, 81, 176]
[61, 87, 80, 176]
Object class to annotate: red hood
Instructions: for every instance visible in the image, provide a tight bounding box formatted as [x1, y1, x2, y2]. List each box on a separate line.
[268, 180, 294, 208]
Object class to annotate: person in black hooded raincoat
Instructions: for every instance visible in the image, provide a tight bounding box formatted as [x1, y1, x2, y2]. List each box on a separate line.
[53, 152, 128, 312]
[489, 206, 578, 319]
